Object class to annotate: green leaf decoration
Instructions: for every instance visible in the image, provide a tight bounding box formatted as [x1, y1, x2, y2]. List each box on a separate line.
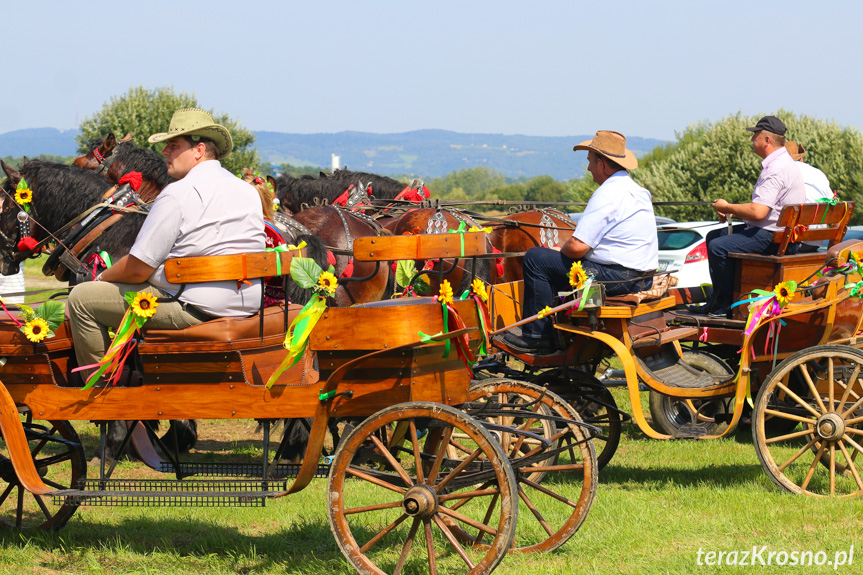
[34, 300, 66, 331]
[395, 260, 417, 288]
[290, 257, 324, 290]
[328, 265, 335, 275]
[414, 276, 431, 296]
[16, 178, 28, 191]
[124, 292, 138, 306]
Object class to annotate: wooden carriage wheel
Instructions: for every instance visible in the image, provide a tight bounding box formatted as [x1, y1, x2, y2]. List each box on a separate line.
[753, 345, 863, 497]
[560, 371, 621, 470]
[327, 402, 517, 575]
[0, 412, 86, 530]
[454, 379, 597, 553]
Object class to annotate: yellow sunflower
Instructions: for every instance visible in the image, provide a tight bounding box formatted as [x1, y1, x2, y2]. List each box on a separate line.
[471, 278, 488, 302]
[439, 279, 454, 305]
[773, 281, 796, 307]
[318, 271, 338, 296]
[569, 261, 587, 289]
[15, 187, 32, 205]
[23, 317, 50, 343]
[537, 306, 553, 319]
[131, 292, 159, 318]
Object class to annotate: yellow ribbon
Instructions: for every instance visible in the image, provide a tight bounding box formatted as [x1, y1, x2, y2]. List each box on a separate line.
[266, 295, 327, 388]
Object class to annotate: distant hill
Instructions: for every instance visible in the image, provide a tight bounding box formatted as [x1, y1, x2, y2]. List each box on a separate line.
[0, 128, 665, 180]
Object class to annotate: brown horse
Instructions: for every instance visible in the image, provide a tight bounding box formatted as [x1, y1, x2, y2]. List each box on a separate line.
[487, 208, 577, 282]
[290, 205, 392, 306]
[384, 207, 495, 294]
[73, 135, 174, 202]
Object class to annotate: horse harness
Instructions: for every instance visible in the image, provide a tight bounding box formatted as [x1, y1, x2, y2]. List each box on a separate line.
[41, 183, 150, 280]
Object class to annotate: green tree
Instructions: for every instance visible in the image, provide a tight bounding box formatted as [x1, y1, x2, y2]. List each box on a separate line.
[524, 175, 569, 203]
[633, 111, 863, 223]
[76, 86, 261, 176]
[427, 167, 506, 199]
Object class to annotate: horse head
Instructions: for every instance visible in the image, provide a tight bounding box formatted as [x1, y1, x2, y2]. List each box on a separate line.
[73, 133, 119, 174]
[0, 161, 30, 275]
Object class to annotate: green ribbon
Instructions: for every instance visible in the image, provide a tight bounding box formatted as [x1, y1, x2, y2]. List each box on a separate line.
[417, 300, 452, 358]
[266, 244, 289, 275]
[576, 278, 594, 311]
[815, 197, 841, 224]
[447, 220, 467, 257]
[319, 389, 337, 402]
[846, 281, 863, 298]
[99, 251, 113, 268]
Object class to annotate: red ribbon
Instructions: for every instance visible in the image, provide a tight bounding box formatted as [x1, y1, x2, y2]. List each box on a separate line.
[119, 171, 143, 191]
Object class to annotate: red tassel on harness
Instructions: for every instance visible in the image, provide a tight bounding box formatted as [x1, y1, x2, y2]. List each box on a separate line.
[17, 237, 38, 252]
[340, 258, 354, 279]
[119, 171, 143, 191]
[332, 184, 353, 207]
[492, 246, 504, 277]
[326, 250, 337, 267]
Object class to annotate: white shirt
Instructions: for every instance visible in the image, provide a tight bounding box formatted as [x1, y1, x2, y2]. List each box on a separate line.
[749, 147, 806, 231]
[573, 171, 659, 271]
[130, 160, 266, 317]
[797, 162, 832, 202]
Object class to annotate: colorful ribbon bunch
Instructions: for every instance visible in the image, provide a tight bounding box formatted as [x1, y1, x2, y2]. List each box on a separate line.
[74, 292, 158, 389]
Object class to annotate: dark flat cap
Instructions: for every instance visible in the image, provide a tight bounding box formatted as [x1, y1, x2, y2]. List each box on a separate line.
[745, 115, 787, 136]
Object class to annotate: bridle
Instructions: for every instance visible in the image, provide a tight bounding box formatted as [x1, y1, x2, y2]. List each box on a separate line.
[88, 144, 117, 176]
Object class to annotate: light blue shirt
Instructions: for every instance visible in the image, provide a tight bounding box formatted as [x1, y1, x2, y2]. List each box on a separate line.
[749, 147, 806, 231]
[130, 160, 266, 317]
[573, 171, 658, 271]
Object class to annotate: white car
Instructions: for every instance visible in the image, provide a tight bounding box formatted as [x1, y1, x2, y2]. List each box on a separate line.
[656, 221, 727, 288]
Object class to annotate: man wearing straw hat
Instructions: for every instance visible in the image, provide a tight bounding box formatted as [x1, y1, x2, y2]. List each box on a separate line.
[68, 108, 266, 385]
[503, 130, 658, 354]
[703, 115, 805, 318]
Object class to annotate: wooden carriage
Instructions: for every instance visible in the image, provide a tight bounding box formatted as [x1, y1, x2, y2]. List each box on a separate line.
[0, 231, 597, 574]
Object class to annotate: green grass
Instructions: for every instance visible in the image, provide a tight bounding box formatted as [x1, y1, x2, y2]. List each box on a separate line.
[2, 387, 861, 574]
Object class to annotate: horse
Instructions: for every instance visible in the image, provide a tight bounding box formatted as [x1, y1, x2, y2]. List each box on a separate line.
[274, 169, 427, 215]
[486, 208, 577, 282]
[383, 207, 494, 294]
[74, 135, 175, 202]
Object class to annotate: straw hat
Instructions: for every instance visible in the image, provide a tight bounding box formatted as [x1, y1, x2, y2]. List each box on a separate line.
[148, 108, 233, 158]
[784, 140, 805, 161]
[572, 130, 638, 170]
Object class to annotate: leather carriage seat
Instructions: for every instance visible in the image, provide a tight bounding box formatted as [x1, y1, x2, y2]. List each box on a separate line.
[142, 303, 298, 344]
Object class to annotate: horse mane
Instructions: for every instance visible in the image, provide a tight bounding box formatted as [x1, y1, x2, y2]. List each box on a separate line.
[328, 169, 409, 200]
[2, 160, 114, 232]
[112, 141, 175, 189]
[273, 174, 347, 214]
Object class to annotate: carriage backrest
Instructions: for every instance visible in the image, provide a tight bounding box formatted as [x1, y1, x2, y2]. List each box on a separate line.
[163, 250, 300, 284]
[352, 232, 487, 262]
[773, 201, 855, 256]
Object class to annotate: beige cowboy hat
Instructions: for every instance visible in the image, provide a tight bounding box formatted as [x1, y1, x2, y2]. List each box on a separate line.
[572, 130, 638, 170]
[148, 108, 233, 158]
[784, 140, 805, 161]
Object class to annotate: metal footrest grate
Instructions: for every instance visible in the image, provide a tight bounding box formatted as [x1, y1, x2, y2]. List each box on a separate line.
[157, 461, 331, 478]
[53, 478, 289, 507]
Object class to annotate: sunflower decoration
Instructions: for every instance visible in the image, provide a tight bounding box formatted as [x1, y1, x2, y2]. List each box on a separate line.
[773, 281, 797, 307]
[266, 256, 338, 388]
[470, 278, 488, 302]
[438, 279, 454, 306]
[568, 261, 588, 289]
[23, 317, 50, 343]
[131, 292, 159, 318]
[14, 299, 65, 344]
[14, 178, 32, 209]
[317, 270, 338, 296]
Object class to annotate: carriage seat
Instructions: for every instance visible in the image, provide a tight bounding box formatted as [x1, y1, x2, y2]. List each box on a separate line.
[141, 304, 296, 346]
[351, 297, 436, 308]
[603, 274, 679, 308]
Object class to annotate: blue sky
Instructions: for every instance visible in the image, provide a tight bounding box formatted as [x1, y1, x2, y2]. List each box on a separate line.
[3, 1, 861, 141]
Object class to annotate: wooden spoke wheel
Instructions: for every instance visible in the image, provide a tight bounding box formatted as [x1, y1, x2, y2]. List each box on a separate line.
[327, 402, 517, 575]
[456, 379, 597, 554]
[562, 372, 621, 470]
[753, 345, 863, 497]
[648, 350, 737, 437]
[0, 412, 86, 531]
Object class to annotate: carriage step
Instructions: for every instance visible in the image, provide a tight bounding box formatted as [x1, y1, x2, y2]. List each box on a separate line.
[53, 478, 288, 507]
[157, 461, 331, 478]
[673, 423, 710, 439]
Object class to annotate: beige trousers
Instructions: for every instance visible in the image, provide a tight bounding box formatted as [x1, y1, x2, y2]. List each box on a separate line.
[67, 281, 202, 382]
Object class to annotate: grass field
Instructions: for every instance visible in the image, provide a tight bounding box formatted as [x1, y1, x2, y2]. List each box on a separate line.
[1, 385, 861, 575]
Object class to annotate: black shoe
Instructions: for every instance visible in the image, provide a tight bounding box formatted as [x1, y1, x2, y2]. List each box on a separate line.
[708, 306, 732, 319]
[687, 304, 712, 315]
[501, 333, 555, 354]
